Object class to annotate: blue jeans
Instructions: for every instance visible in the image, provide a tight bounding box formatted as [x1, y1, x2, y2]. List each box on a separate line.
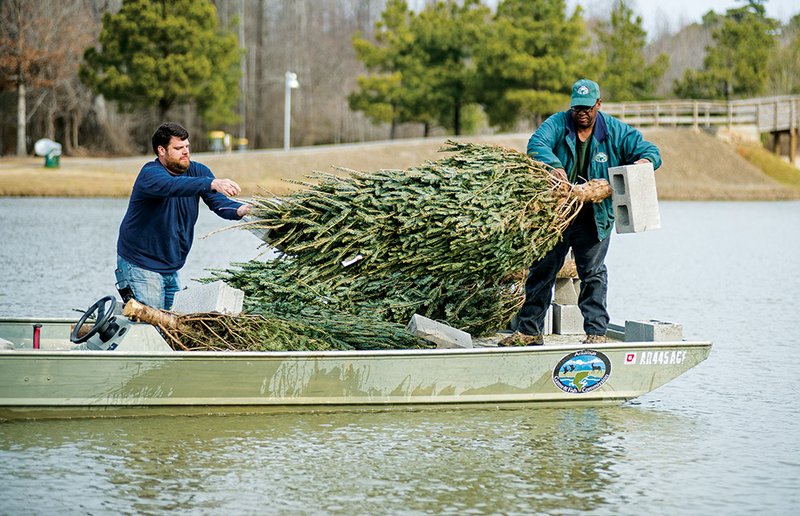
[115, 255, 180, 310]
[515, 206, 611, 336]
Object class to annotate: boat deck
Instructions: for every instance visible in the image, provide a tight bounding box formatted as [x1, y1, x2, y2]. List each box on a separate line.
[475, 327, 624, 347]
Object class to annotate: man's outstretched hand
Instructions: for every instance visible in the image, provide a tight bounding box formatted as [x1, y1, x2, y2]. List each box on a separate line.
[211, 178, 242, 197]
[236, 204, 252, 217]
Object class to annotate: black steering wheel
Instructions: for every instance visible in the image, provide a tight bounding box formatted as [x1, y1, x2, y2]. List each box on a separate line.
[71, 296, 118, 344]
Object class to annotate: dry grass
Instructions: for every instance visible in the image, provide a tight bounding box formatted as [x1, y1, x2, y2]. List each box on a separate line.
[736, 142, 800, 191]
[1, 130, 798, 200]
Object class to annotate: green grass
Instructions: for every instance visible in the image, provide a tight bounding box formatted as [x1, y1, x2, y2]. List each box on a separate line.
[737, 142, 800, 191]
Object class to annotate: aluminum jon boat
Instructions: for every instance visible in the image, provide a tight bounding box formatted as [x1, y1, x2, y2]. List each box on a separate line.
[0, 300, 711, 420]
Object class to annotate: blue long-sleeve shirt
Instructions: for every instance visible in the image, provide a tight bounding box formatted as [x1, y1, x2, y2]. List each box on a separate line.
[117, 159, 243, 273]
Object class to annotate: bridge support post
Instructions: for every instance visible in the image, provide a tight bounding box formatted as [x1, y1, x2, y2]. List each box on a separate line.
[792, 100, 798, 164]
[772, 131, 781, 155]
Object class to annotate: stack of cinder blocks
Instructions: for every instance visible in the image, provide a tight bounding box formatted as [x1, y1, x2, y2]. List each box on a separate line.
[552, 252, 583, 335]
[553, 281, 582, 334]
[610, 162, 661, 234]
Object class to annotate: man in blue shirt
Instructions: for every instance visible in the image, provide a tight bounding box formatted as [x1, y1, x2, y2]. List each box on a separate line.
[115, 122, 251, 309]
[500, 79, 661, 346]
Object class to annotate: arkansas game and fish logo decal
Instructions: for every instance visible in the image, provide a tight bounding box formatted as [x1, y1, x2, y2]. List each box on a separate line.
[553, 349, 611, 394]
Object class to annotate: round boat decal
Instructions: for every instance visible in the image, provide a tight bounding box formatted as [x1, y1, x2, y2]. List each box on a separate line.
[553, 349, 611, 394]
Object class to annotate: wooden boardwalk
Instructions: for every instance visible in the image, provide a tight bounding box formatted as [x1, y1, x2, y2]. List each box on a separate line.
[603, 95, 800, 161]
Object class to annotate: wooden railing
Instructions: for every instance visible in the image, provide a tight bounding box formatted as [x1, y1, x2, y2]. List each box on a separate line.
[602, 95, 800, 133]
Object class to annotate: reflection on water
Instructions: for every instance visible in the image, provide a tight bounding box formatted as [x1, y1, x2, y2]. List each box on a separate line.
[1, 199, 800, 513]
[0, 406, 693, 514]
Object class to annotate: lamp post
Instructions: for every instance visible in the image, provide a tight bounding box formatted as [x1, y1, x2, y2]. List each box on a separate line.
[284, 71, 299, 151]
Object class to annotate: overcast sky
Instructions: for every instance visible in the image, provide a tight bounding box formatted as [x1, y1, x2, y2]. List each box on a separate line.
[566, 0, 799, 39]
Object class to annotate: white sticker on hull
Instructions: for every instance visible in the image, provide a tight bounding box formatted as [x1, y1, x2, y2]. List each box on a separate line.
[625, 350, 687, 365]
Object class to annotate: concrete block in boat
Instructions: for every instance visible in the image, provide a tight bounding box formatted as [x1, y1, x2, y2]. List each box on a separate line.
[625, 320, 683, 342]
[553, 304, 583, 335]
[407, 314, 472, 349]
[172, 281, 244, 315]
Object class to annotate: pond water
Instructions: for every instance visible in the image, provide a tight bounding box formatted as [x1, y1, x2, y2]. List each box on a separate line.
[1, 198, 798, 514]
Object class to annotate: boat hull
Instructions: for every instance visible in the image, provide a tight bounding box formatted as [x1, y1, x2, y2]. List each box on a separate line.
[0, 318, 711, 419]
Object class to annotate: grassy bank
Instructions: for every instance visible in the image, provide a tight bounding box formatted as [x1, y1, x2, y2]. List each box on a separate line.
[1, 130, 798, 200]
[736, 142, 800, 191]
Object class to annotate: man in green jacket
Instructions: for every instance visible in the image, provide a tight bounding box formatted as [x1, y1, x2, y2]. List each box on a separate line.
[501, 79, 662, 346]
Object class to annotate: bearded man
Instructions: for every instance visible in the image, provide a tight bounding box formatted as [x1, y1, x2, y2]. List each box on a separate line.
[115, 122, 251, 309]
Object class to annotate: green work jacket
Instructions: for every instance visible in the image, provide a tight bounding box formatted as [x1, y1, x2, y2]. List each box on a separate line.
[527, 111, 662, 240]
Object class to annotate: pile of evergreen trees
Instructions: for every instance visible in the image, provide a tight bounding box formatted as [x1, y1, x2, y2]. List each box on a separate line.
[193, 141, 606, 351]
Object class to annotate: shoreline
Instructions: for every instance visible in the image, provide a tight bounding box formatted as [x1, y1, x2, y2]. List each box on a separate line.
[1, 130, 798, 200]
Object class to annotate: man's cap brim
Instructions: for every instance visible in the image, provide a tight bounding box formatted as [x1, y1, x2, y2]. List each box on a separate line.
[571, 98, 597, 108]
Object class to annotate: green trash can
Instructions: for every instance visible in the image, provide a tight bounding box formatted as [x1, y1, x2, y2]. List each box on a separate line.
[34, 138, 61, 168]
[44, 153, 60, 168]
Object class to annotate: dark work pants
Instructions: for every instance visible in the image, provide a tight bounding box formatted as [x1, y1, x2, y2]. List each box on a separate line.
[515, 206, 611, 336]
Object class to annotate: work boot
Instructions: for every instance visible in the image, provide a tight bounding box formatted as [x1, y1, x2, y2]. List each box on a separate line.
[583, 334, 607, 344]
[497, 331, 544, 347]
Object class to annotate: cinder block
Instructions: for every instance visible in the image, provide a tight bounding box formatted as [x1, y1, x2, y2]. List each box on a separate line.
[407, 314, 472, 349]
[624, 320, 683, 342]
[554, 278, 580, 305]
[553, 304, 583, 335]
[171, 280, 244, 315]
[610, 162, 661, 234]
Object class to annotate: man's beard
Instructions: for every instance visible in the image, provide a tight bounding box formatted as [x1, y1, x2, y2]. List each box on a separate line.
[164, 155, 190, 174]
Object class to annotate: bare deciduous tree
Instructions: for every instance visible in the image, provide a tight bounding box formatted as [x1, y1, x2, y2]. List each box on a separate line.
[0, 0, 55, 155]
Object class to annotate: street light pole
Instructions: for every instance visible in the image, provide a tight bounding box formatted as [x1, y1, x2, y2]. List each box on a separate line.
[284, 71, 299, 151]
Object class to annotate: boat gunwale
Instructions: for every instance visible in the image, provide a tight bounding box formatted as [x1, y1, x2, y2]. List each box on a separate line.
[0, 317, 712, 358]
[0, 339, 712, 359]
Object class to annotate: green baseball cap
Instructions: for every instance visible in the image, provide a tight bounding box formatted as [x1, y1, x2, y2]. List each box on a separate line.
[570, 79, 600, 108]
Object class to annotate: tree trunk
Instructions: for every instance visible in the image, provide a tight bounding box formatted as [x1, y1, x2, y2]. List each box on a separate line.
[16, 80, 26, 156]
[159, 99, 170, 123]
[46, 95, 56, 140]
[71, 111, 80, 151]
[256, 0, 266, 148]
[453, 99, 461, 136]
[63, 116, 73, 154]
[238, 0, 246, 139]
